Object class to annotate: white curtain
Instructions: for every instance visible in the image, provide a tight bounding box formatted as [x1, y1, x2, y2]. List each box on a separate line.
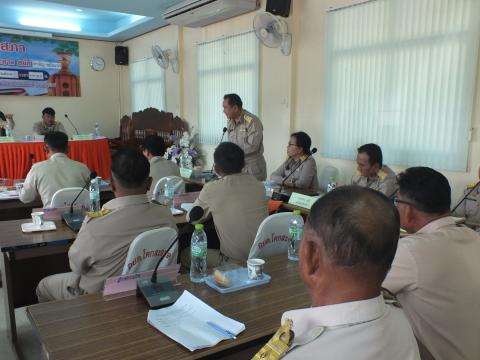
[197, 31, 259, 144]
[129, 58, 166, 112]
[322, 0, 480, 171]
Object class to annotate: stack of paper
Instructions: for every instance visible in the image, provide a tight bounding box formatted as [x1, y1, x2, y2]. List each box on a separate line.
[147, 290, 245, 351]
[0, 190, 19, 200]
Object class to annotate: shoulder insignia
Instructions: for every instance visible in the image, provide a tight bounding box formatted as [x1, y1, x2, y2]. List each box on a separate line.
[299, 155, 307, 162]
[252, 319, 294, 360]
[467, 182, 476, 189]
[377, 169, 387, 180]
[86, 208, 111, 219]
[244, 114, 253, 123]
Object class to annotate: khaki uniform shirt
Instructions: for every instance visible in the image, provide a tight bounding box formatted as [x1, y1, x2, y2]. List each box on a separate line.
[383, 217, 480, 360]
[187, 173, 268, 261]
[33, 120, 67, 135]
[69, 194, 177, 294]
[0, 114, 14, 133]
[452, 186, 480, 227]
[227, 110, 267, 181]
[351, 165, 397, 198]
[19, 153, 90, 207]
[270, 156, 319, 192]
[280, 295, 420, 359]
[147, 156, 180, 199]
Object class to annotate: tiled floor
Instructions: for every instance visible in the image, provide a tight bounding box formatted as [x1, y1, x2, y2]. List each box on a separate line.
[0, 288, 42, 360]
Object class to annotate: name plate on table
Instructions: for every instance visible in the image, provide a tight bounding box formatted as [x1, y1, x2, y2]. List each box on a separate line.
[71, 134, 94, 140]
[0, 137, 15, 142]
[288, 192, 320, 209]
[180, 167, 193, 178]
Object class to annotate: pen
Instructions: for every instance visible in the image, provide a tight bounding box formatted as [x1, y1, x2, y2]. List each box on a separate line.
[206, 321, 237, 339]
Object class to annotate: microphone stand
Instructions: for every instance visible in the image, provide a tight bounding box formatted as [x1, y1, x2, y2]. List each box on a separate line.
[64, 114, 79, 135]
[209, 127, 228, 175]
[62, 172, 97, 231]
[451, 181, 480, 214]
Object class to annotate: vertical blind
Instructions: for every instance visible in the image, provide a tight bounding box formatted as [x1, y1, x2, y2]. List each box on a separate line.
[129, 58, 166, 113]
[197, 31, 259, 144]
[321, 0, 480, 171]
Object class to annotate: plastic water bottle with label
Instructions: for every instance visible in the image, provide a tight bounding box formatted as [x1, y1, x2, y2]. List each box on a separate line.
[94, 123, 101, 137]
[326, 177, 337, 192]
[89, 177, 101, 212]
[264, 180, 273, 198]
[163, 179, 175, 209]
[288, 210, 304, 261]
[190, 223, 208, 283]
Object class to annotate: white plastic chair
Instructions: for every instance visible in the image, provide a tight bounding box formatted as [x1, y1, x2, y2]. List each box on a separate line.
[152, 176, 185, 202]
[50, 187, 89, 209]
[122, 227, 178, 275]
[248, 212, 293, 259]
[318, 166, 340, 193]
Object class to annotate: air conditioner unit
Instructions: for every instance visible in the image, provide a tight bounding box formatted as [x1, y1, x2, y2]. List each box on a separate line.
[163, 0, 260, 27]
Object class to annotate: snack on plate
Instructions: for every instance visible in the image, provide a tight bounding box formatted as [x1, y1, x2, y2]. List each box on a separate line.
[213, 269, 231, 288]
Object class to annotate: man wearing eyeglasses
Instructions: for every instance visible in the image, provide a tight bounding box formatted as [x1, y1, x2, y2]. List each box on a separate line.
[383, 167, 480, 360]
[351, 143, 397, 198]
[19, 131, 90, 207]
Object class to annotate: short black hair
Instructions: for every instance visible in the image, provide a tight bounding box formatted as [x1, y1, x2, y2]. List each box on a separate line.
[42, 107, 55, 116]
[44, 131, 68, 153]
[111, 149, 150, 189]
[142, 135, 166, 156]
[307, 186, 399, 277]
[0, 111, 5, 121]
[291, 131, 312, 155]
[224, 93, 243, 108]
[397, 167, 451, 214]
[214, 142, 245, 175]
[358, 143, 383, 167]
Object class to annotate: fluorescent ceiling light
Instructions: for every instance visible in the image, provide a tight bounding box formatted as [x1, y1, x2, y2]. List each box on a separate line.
[19, 17, 81, 32]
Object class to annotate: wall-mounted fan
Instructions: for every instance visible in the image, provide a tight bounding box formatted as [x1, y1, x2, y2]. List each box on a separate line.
[151, 45, 179, 73]
[253, 12, 292, 56]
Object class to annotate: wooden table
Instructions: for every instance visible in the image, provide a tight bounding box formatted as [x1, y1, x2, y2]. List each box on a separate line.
[0, 211, 189, 351]
[27, 254, 309, 360]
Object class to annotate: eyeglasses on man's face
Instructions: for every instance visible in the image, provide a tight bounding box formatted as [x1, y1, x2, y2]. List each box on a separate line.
[392, 196, 415, 207]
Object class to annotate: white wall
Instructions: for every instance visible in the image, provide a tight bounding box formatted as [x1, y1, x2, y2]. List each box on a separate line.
[0, 37, 120, 138]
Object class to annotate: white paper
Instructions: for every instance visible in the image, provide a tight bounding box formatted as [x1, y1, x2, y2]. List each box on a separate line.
[180, 203, 193, 212]
[0, 190, 19, 200]
[147, 290, 245, 351]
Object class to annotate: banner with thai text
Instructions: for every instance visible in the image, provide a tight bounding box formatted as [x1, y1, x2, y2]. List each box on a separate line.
[0, 34, 80, 96]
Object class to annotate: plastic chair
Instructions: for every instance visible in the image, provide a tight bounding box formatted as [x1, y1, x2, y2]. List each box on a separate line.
[248, 212, 293, 259]
[122, 227, 178, 274]
[50, 187, 89, 209]
[152, 176, 185, 202]
[318, 165, 339, 193]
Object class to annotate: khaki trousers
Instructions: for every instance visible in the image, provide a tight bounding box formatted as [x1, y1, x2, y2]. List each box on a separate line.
[36, 272, 85, 302]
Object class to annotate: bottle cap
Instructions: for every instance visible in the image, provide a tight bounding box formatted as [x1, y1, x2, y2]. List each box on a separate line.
[195, 223, 204, 230]
[293, 210, 301, 215]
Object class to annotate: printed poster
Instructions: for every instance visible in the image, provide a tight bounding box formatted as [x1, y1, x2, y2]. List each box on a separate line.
[0, 34, 80, 96]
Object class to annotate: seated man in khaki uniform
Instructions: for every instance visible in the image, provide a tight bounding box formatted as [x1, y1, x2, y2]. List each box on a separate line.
[224, 93, 267, 181]
[452, 166, 480, 228]
[384, 167, 480, 360]
[33, 107, 67, 135]
[0, 110, 14, 136]
[19, 131, 91, 207]
[141, 135, 180, 200]
[36, 149, 177, 302]
[254, 187, 420, 360]
[351, 143, 397, 198]
[186, 142, 268, 266]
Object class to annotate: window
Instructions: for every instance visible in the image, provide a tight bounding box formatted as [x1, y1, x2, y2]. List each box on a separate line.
[321, 0, 480, 171]
[129, 58, 166, 112]
[197, 31, 259, 144]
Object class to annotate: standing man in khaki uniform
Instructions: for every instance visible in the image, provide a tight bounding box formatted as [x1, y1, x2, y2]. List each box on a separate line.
[19, 131, 91, 207]
[33, 107, 67, 135]
[223, 93, 267, 181]
[351, 143, 397, 198]
[36, 149, 177, 302]
[141, 135, 180, 200]
[0, 110, 14, 136]
[186, 142, 268, 266]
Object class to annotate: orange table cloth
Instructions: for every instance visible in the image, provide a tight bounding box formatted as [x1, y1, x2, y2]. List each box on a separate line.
[0, 138, 111, 180]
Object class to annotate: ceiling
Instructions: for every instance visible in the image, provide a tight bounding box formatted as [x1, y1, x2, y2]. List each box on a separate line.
[0, 0, 185, 42]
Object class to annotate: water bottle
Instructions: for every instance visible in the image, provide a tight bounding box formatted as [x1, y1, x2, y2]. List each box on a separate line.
[89, 177, 101, 212]
[94, 123, 101, 137]
[190, 223, 207, 283]
[163, 179, 174, 208]
[326, 177, 337, 193]
[288, 210, 304, 261]
[5, 123, 11, 137]
[264, 180, 273, 198]
[179, 149, 193, 169]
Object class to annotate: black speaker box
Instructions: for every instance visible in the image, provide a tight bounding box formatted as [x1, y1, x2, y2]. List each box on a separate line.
[266, 0, 291, 17]
[115, 46, 129, 65]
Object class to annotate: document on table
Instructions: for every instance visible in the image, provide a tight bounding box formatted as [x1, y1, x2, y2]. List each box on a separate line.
[147, 290, 245, 351]
[0, 190, 19, 200]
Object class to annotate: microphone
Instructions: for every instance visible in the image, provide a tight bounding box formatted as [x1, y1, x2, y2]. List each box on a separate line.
[137, 207, 204, 309]
[64, 114, 79, 135]
[62, 171, 97, 232]
[451, 181, 480, 214]
[271, 148, 318, 202]
[210, 127, 228, 175]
